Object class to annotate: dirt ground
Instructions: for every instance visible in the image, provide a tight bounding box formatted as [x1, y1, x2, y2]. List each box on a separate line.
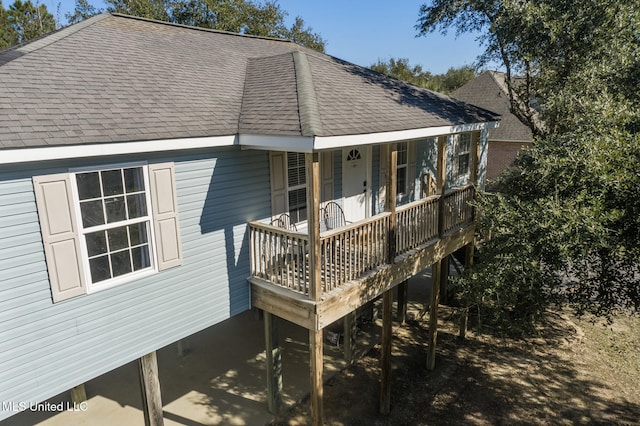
[271, 307, 640, 425]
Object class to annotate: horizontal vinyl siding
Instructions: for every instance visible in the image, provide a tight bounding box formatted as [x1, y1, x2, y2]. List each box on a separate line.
[0, 147, 271, 420]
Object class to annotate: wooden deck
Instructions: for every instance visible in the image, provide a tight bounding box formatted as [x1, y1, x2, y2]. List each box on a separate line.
[248, 185, 475, 331]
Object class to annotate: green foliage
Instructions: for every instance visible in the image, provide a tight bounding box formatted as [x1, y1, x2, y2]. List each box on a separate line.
[100, 0, 326, 51]
[370, 57, 475, 94]
[66, 0, 103, 25]
[1, 0, 55, 48]
[419, 0, 640, 330]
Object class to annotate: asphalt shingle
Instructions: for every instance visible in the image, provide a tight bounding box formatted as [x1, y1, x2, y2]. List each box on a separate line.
[0, 13, 500, 150]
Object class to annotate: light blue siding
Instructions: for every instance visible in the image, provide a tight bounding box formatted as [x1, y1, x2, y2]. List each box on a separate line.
[0, 147, 271, 420]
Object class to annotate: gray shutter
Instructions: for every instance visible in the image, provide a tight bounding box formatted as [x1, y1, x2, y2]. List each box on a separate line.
[33, 173, 87, 302]
[269, 151, 288, 216]
[149, 163, 183, 271]
[320, 151, 334, 203]
[408, 142, 417, 202]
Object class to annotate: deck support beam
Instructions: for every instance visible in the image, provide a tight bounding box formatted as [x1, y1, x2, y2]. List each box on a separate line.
[380, 289, 393, 414]
[70, 384, 87, 405]
[264, 311, 282, 414]
[343, 311, 357, 364]
[460, 243, 474, 339]
[138, 351, 164, 426]
[396, 280, 408, 324]
[309, 329, 324, 426]
[427, 261, 442, 371]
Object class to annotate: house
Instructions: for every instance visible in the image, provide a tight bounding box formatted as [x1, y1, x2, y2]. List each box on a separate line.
[451, 70, 532, 182]
[0, 13, 500, 425]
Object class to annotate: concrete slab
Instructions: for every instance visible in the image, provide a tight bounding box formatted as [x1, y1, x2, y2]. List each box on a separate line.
[2, 267, 441, 426]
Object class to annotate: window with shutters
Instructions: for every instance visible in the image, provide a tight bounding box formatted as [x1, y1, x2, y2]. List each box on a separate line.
[287, 152, 307, 224]
[73, 165, 154, 289]
[33, 162, 182, 301]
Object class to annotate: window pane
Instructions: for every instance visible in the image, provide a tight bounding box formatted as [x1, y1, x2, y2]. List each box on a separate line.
[101, 170, 124, 196]
[287, 152, 306, 187]
[80, 200, 105, 227]
[397, 167, 407, 195]
[129, 222, 148, 246]
[76, 172, 101, 200]
[111, 250, 132, 277]
[458, 154, 470, 175]
[86, 230, 107, 257]
[397, 143, 408, 165]
[105, 196, 126, 223]
[132, 245, 151, 271]
[127, 194, 148, 219]
[107, 226, 129, 251]
[89, 255, 111, 283]
[124, 167, 145, 193]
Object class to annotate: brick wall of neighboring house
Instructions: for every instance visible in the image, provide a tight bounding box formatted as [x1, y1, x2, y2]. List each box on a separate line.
[487, 140, 531, 181]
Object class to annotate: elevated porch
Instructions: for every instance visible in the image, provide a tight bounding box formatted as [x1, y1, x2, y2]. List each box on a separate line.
[248, 184, 475, 330]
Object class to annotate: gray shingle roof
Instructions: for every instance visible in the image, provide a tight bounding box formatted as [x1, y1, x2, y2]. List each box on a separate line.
[0, 13, 500, 150]
[451, 71, 532, 142]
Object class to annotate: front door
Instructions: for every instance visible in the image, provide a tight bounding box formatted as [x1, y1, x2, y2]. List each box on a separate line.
[342, 146, 370, 223]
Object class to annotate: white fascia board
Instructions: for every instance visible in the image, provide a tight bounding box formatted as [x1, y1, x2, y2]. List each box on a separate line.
[0, 135, 237, 165]
[489, 138, 533, 144]
[313, 121, 500, 150]
[239, 134, 314, 152]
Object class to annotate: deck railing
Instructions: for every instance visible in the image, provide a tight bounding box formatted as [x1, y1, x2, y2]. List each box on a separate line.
[249, 222, 310, 294]
[249, 185, 475, 297]
[320, 213, 391, 292]
[442, 185, 475, 234]
[396, 195, 439, 256]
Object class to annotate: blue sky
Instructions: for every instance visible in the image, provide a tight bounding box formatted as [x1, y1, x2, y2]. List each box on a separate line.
[48, 0, 485, 74]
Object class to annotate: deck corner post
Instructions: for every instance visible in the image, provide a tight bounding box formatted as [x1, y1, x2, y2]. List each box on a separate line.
[436, 135, 447, 237]
[138, 351, 164, 426]
[385, 143, 398, 263]
[380, 289, 393, 414]
[344, 311, 357, 364]
[460, 242, 475, 339]
[306, 152, 322, 301]
[309, 328, 324, 426]
[264, 311, 282, 414]
[427, 260, 442, 371]
[70, 384, 87, 405]
[396, 280, 408, 324]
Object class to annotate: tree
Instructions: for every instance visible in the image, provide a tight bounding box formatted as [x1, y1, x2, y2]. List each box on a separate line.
[418, 0, 640, 330]
[99, 0, 326, 51]
[2, 0, 55, 46]
[66, 0, 103, 25]
[370, 57, 475, 94]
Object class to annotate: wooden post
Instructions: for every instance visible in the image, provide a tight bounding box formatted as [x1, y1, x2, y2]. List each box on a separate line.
[436, 135, 447, 237]
[70, 384, 87, 404]
[439, 255, 450, 305]
[343, 311, 357, 365]
[138, 351, 164, 426]
[460, 243, 475, 339]
[396, 280, 408, 324]
[309, 329, 324, 426]
[380, 289, 393, 414]
[306, 152, 322, 301]
[264, 311, 282, 414]
[385, 144, 398, 263]
[427, 261, 442, 371]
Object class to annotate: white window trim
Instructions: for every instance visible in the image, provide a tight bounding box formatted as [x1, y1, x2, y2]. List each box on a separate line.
[455, 133, 472, 177]
[396, 142, 409, 196]
[286, 152, 308, 225]
[69, 162, 159, 293]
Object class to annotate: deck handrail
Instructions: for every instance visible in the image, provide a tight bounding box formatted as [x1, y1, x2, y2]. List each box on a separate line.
[248, 184, 475, 298]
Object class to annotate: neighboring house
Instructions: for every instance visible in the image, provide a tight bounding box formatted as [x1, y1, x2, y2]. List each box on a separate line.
[452, 70, 533, 182]
[0, 13, 499, 425]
